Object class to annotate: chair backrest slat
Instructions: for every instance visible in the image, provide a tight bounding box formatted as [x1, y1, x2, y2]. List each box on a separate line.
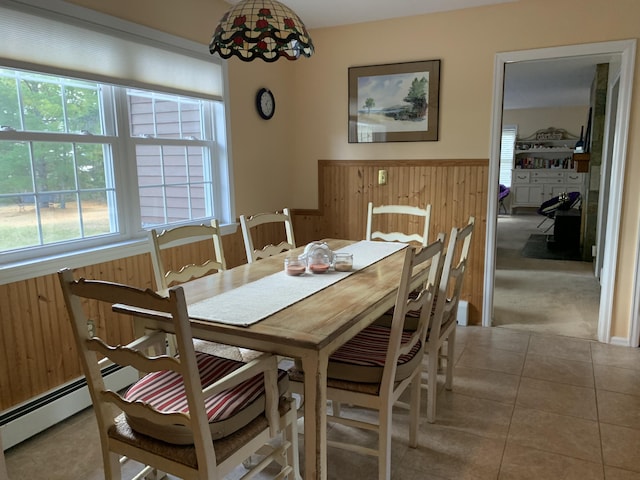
[149, 219, 226, 292]
[365, 202, 431, 246]
[240, 208, 296, 263]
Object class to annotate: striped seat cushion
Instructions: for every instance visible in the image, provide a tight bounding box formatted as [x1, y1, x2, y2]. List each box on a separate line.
[327, 325, 422, 383]
[124, 352, 288, 445]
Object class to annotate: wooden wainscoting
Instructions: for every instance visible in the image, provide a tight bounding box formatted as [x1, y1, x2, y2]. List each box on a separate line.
[0, 158, 488, 412]
[291, 159, 488, 326]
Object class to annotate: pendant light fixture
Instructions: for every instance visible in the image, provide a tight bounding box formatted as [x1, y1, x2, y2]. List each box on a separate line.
[210, 0, 314, 62]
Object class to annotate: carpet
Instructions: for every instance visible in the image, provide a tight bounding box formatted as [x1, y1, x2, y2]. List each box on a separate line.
[521, 234, 584, 261]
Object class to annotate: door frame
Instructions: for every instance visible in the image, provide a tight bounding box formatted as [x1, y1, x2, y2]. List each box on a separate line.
[483, 39, 637, 345]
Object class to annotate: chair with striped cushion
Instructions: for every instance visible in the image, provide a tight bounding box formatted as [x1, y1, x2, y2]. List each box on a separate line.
[288, 237, 444, 480]
[365, 202, 432, 246]
[149, 220, 260, 362]
[240, 208, 296, 263]
[58, 268, 301, 480]
[422, 216, 475, 423]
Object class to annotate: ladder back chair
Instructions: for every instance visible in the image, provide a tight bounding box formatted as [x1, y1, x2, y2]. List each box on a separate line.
[149, 219, 226, 294]
[240, 208, 296, 263]
[365, 202, 432, 246]
[58, 268, 301, 480]
[288, 237, 445, 480]
[423, 216, 475, 423]
[149, 220, 259, 362]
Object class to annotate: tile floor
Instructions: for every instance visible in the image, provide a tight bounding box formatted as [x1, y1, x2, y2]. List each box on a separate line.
[5, 325, 640, 479]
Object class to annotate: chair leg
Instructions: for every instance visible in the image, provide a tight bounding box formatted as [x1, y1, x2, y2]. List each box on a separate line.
[426, 351, 438, 424]
[284, 403, 302, 480]
[537, 217, 549, 229]
[378, 404, 393, 480]
[445, 331, 456, 391]
[104, 451, 121, 480]
[409, 374, 421, 448]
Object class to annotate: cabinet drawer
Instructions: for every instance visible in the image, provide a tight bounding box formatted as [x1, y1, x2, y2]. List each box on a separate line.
[512, 171, 531, 183]
[532, 177, 563, 184]
[566, 173, 584, 183]
[531, 170, 564, 179]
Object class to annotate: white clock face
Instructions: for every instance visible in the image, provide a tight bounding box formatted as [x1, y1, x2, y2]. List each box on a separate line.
[257, 89, 275, 119]
[262, 94, 273, 113]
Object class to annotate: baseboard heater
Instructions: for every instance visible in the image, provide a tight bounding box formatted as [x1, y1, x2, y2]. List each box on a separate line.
[0, 365, 137, 450]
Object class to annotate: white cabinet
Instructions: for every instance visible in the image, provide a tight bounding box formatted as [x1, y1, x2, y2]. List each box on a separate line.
[511, 169, 586, 208]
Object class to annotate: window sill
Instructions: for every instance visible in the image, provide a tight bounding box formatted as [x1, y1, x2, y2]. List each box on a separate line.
[0, 222, 238, 285]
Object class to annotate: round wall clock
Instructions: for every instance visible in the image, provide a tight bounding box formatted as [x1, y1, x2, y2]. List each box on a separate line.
[256, 88, 275, 120]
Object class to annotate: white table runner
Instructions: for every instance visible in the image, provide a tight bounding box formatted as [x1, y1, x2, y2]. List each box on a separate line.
[188, 240, 407, 326]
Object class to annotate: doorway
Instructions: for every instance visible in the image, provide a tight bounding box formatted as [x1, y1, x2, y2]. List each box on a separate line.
[483, 40, 637, 345]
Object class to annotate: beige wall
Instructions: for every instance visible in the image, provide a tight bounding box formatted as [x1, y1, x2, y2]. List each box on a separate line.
[503, 107, 590, 141]
[66, 0, 640, 340]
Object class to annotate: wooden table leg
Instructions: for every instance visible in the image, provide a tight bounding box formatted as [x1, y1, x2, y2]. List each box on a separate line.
[301, 352, 328, 480]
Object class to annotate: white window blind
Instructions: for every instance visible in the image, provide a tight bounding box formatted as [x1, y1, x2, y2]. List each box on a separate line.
[500, 124, 517, 187]
[0, 0, 223, 99]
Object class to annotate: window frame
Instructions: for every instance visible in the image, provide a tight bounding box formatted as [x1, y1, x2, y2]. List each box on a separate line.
[0, 0, 235, 285]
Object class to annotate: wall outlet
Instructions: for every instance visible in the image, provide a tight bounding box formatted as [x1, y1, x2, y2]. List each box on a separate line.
[378, 169, 387, 185]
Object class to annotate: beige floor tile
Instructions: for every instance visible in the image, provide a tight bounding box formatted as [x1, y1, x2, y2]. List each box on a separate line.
[429, 391, 513, 440]
[453, 366, 520, 404]
[597, 390, 640, 428]
[605, 466, 640, 479]
[592, 343, 640, 371]
[499, 442, 604, 479]
[392, 464, 451, 479]
[522, 353, 594, 387]
[528, 334, 593, 363]
[600, 423, 640, 473]
[507, 406, 601, 463]
[467, 327, 531, 353]
[457, 345, 525, 375]
[403, 426, 505, 480]
[516, 376, 597, 420]
[594, 365, 640, 397]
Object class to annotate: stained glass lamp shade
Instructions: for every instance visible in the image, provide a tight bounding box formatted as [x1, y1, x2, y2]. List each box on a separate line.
[210, 0, 314, 62]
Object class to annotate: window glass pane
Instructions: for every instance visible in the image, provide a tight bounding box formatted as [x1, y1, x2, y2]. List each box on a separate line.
[21, 75, 65, 133]
[0, 141, 33, 193]
[79, 191, 113, 236]
[127, 90, 204, 140]
[32, 142, 75, 192]
[0, 74, 20, 129]
[66, 85, 103, 135]
[0, 195, 39, 250]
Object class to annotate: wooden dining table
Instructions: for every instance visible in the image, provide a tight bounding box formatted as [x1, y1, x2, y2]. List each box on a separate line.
[131, 239, 418, 479]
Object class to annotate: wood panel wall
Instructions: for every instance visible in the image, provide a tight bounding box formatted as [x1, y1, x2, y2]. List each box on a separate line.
[0, 158, 488, 412]
[290, 159, 488, 325]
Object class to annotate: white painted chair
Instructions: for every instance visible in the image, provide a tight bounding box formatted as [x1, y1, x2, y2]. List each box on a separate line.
[288, 238, 445, 480]
[58, 268, 301, 480]
[365, 202, 432, 246]
[423, 216, 475, 423]
[149, 219, 227, 294]
[240, 208, 296, 263]
[149, 220, 259, 362]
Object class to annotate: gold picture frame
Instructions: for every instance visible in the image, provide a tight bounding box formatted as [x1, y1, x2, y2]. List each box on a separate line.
[348, 60, 440, 143]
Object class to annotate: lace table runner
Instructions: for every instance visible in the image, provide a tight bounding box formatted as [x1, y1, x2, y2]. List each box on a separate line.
[188, 240, 407, 326]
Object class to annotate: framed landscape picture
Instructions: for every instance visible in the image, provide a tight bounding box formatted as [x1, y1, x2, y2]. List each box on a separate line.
[348, 60, 440, 143]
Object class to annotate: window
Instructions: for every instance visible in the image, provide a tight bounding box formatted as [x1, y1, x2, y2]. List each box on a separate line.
[500, 124, 517, 187]
[0, 1, 231, 275]
[0, 68, 225, 261]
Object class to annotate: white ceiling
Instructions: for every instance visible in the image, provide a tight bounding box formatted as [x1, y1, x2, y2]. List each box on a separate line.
[224, 0, 615, 109]
[226, 0, 518, 28]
